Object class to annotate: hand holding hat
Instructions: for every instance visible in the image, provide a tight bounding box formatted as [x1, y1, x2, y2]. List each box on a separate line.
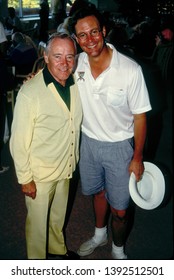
[129, 162, 165, 210]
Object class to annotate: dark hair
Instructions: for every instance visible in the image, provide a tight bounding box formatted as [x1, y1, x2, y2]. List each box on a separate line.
[8, 7, 16, 18]
[68, 6, 105, 35]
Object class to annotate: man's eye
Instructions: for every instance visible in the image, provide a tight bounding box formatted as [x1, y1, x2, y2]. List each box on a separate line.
[66, 55, 74, 61]
[55, 55, 61, 60]
[79, 33, 86, 39]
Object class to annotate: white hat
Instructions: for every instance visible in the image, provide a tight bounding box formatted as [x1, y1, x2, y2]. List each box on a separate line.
[129, 162, 165, 210]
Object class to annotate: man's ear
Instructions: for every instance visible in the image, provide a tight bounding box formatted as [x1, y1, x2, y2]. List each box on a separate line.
[43, 51, 48, 63]
[74, 35, 79, 44]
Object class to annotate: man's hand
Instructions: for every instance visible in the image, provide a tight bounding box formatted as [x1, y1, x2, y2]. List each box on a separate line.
[21, 180, 37, 199]
[129, 159, 144, 182]
[23, 72, 36, 83]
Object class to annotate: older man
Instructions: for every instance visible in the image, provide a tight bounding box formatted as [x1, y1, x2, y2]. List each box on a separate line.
[10, 33, 82, 259]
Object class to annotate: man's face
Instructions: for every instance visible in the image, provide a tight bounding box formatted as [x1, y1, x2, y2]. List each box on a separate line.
[75, 15, 106, 57]
[44, 37, 76, 86]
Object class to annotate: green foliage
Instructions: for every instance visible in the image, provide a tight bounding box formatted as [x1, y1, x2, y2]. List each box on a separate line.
[8, 0, 40, 9]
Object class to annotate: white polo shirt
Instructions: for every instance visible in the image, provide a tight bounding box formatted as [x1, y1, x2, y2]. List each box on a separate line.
[75, 43, 151, 142]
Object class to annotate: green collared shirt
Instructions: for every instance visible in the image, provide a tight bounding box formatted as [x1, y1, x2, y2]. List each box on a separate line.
[43, 66, 74, 110]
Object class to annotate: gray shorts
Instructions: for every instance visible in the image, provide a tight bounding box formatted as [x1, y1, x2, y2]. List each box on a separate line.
[79, 133, 134, 210]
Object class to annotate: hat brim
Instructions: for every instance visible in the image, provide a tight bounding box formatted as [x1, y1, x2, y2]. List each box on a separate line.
[129, 162, 165, 210]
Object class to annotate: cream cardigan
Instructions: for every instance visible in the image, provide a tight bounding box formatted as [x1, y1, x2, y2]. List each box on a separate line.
[10, 70, 82, 184]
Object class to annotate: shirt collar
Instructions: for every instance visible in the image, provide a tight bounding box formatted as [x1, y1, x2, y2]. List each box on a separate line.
[106, 43, 119, 67]
[82, 43, 119, 68]
[43, 65, 75, 88]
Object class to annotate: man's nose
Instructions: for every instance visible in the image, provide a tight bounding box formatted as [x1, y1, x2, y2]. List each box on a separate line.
[60, 57, 68, 64]
[85, 33, 94, 41]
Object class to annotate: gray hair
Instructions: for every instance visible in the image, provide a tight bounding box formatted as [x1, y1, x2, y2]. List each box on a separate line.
[45, 32, 77, 54]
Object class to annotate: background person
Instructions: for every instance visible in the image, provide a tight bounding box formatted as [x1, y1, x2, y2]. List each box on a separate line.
[0, 50, 15, 174]
[0, 21, 8, 56]
[39, 0, 49, 43]
[5, 7, 23, 32]
[6, 32, 38, 76]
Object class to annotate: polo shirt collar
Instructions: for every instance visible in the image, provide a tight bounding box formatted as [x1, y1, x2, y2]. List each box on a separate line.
[43, 66, 74, 88]
[106, 43, 119, 67]
[83, 43, 119, 68]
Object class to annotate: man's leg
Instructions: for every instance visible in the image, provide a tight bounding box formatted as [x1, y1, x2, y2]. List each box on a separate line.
[77, 190, 109, 256]
[93, 190, 110, 228]
[48, 179, 69, 255]
[110, 206, 129, 259]
[78, 134, 110, 256]
[25, 181, 54, 259]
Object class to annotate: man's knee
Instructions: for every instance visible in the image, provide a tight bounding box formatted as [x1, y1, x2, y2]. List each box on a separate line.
[94, 189, 106, 199]
[110, 207, 127, 221]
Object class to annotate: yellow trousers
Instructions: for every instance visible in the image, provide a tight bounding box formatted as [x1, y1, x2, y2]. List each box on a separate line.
[25, 179, 69, 259]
